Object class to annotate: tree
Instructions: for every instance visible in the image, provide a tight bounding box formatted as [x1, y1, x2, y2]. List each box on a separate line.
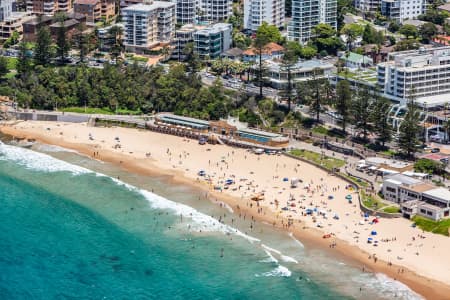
[0, 56, 8, 78]
[388, 21, 400, 33]
[399, 24, 419, 39]
[394, 39, 420, 51]
[313, 24, 342, 55]
[34, 26, 53, 66]
[17, 41, 32, 75]
[55, 13, 70, 63]
[74, 24, 88, 63]
[254, 31, 270, 99]
[351, 85, 372, 140]
[335, 79, 351, 133]
[108, 25, 124, 63]
[280, 45, 298, 111]
[299, 69, 328, 123]
[419, 22, 438, 43]
[341, 23, 364, 50]
[255, 21, 283, 44]
[398, 98, 421, 157]
[183, 42, 201, 75]
[371, 92, 392, 146]
[300, 46, 317, 59]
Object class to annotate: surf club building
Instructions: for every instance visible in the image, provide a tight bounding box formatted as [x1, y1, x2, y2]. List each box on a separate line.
[381, 174, 450, 220]
[150, 113, 289, 148]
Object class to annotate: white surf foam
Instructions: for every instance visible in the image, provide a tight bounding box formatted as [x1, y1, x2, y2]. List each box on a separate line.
[33, 144, 79, 153]
[261, 244, 282, 255]
[138, 188, 260, 243]
[372, 273, 423, 300]
[261, 249, 279, 263]
[280, 254, 299, 264]
[288, 232, 304, 248]
[256, 265, 292, 277]
[0, 142, 91, 175]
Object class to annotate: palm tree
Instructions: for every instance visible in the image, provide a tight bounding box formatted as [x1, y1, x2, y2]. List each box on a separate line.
[444, 119, 450, 143]
[161, 45, 170, 61]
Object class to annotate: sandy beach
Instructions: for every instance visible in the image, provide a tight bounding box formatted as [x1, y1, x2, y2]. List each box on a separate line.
[2, 120, 450, 299]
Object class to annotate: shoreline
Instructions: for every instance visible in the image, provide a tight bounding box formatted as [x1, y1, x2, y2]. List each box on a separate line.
[2, 122, 450, 299]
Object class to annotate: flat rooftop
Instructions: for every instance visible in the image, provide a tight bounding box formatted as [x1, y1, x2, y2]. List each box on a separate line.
[401, 183, 435, 193]
[365, 157, 412, 169]
[423, 187, 450, 201]
[157, 113, 209, 129]
[123, 1, 174, 12]
[385, 173, 422, 186]
[237, 128, 283, 138]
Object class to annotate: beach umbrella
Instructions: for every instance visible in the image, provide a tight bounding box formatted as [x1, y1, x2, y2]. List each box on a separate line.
[283, 178, 289, 182]
[345, 195, 352, 200]
[328, 195, 334, 200]
[372, 218, 379, 223]
[364, 213, 369, 218]
[371, 231, 377, 235]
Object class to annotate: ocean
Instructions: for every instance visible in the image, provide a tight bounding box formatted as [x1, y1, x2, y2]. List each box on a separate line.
[0, 140, 422, 299]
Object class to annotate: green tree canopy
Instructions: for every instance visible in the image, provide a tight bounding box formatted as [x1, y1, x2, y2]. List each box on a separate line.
[255, 22, 283, 44]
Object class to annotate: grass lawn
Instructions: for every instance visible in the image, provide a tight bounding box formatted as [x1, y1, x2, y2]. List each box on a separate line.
[342, 174, 369, 188]
[412, 216, 450, 236]
[382, 206, 401, 213]
[361, 191, 386, 210]
[62, 107, 114, 114]
[289, 149, 345, 170]
[6, 57, 17, 70]
[312, 126, 345, 138]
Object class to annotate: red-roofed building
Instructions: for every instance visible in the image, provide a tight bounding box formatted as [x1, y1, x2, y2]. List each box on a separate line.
[432, 35, 450, 46]
[242, 42, 284, 62]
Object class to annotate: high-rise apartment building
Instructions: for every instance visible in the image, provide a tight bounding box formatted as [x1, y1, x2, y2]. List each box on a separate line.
[122, 0, 175, 52]
[171, 0, 231, 24]
[288, 0, 337, 44]
[243, 0, 285, 32]
[354, 0, 381, 13]
[193, 22, 231, 58]
[377, 47, 450, 101]
[0, 0, 13, 22]
[381, 0, 425, 24]
[26, 0, 73, 15]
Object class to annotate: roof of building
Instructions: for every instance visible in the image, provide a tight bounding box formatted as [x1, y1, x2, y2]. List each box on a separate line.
[243, 42, 284, 56]
[23, 15, 53, 26]
[194, 23, 231, 35]
[365, 157, 412, 169]
[74, 0, 99, 5]
[403, 19, 427, 27]
[123, 1, 174, 12]
[222, 47, 244, 57]
[415, 93, 450, 108]
[341, 52, 373, 64]
[385, 173, 422, 186]
[438, 3, 450, 12]
[157, 113, 210, 129]
[50, 19, 79, 28]
[237, 127, 283, 138]
[401, 183, 435, 193]
[423, 187, 450, 201]
[265, 59, 334, 72]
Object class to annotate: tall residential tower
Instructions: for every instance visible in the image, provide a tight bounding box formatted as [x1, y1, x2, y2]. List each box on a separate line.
[243, 0, 285, 32]
[288, 0, 337, 43]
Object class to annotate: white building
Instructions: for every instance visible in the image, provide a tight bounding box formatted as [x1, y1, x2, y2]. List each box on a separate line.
[193, 22, 231, 58]
[264, 59, 334, 89]
[382, 174, 450, 220]
[354, 0, 380, 13]
[171, 0, 232, 25]
[122, 1, 175, 52]
[243, 0, 285, 32]
[288, 0, 337, 44]
[173, 0, 196, 24]
[377, 47, 450, 102]
[0, 0, 13, 22]
[381, 0, 425, 24]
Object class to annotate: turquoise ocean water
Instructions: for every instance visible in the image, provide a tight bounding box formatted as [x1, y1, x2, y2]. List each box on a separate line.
[0, 140, 422, 299]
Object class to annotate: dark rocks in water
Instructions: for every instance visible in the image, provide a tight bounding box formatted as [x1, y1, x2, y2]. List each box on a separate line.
[144, 269, 153, 276]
